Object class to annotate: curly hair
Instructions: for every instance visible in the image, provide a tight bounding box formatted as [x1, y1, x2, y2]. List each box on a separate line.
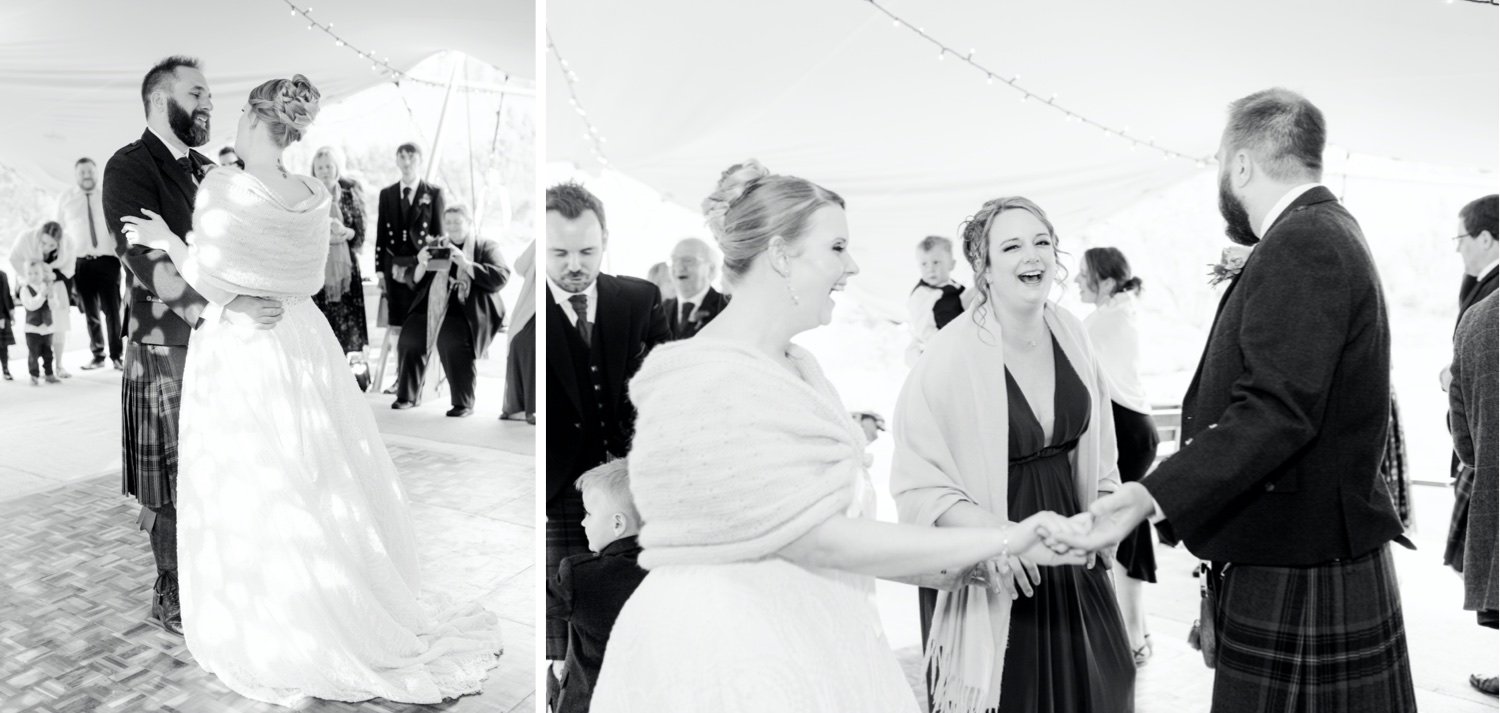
[247, 75, 321, 148]
[701, 159, 844, 282]
[958, 196, 1068, 325]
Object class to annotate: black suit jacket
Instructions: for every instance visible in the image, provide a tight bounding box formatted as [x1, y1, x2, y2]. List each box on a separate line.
[406, 239, 510, 358]
[546, 274, 670, 504]
[375, 181, 445, 279]
[664, 287, 728, 340]
[1145, 186, 1404, 565]
[547, 536, 647, 713]
[102, 129, 214, 346]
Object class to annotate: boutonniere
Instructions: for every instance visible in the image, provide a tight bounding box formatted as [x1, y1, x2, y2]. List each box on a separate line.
[1207, 246, 1252, 287]
[419, 193, 432, 207]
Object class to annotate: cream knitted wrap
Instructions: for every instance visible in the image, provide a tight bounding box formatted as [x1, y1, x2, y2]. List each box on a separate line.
[183, 169, 332, 299]
[628, 339, 866, 569]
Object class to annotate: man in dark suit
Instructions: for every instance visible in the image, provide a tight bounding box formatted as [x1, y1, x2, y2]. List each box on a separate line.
[544, 181, 669, 669]
[375, 142, 444, 391]
[1443, 194, 1497, 571]
[1052, 89, 1414, 712]
[393, 204, 509, 416]
[1450, 291, 1498, 695]
[102, 55, 282, 635]
[663, 237, 727, 339]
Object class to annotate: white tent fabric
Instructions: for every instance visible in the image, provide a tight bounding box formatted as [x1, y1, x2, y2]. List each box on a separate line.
[0, 0, 533, 190]
[547, 0, 1498, 316]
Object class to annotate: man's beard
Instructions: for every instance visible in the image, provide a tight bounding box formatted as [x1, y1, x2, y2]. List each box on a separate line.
[1218, 172, 1259, 247]
[167, 98, 211, 147]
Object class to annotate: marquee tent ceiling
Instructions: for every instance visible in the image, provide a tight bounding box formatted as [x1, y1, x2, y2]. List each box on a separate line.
[547, 0, 1498, 313]
[0, 0, 532, 189]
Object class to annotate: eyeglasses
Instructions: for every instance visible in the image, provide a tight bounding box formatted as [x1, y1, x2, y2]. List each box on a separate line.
[1452, 232, 1473, 243]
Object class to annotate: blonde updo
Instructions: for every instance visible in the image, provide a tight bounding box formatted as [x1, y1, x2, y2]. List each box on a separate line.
[701, 159, 845, 281]
[248, 74, 321, 148]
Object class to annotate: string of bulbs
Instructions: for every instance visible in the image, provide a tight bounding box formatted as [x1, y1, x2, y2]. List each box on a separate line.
[548, 31, 610, 168]
[280, 0, 515, 96]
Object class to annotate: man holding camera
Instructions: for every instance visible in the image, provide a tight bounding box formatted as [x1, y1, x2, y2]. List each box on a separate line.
[392, 204, 510, 416]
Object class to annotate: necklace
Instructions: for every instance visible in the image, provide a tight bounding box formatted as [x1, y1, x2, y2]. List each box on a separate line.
[274, 160, 288, 179]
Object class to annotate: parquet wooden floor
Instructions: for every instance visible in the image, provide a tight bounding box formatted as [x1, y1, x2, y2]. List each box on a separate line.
[0, 442, 534, 713]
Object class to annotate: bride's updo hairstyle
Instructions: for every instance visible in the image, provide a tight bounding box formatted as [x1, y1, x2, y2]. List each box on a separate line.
[247, 74, 321, 148]
[701, 159, 845, 283]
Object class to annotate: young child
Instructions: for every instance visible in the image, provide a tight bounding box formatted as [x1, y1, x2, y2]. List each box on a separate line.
[906, 235, 971, 366]
[17, 260, 59, 385]
[547, 459, 647, 713]
[0, 269, 14, 380]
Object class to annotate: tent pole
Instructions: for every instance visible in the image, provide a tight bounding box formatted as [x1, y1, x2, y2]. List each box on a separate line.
[423, 54, 463, 184]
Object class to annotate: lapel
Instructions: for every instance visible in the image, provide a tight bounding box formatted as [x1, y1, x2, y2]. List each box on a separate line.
[664, 297, 682, 335]
[140, 129, 198, 213]
[594, 274, 630, 392]
[547, 289, 584, 413]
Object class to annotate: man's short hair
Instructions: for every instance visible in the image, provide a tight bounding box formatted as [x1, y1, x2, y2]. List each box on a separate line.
[396, 142, 422, 157]
[574, 458, 639, 521]
[140, 55, 200, 117]
[444, 203, 472, 222]
[74, 157, 95, 168]
[546, 181, 608, 234]
[918, 235, 953, 255]
[1224, 88, 1326, 182]
[1460, 194, 1499, 241]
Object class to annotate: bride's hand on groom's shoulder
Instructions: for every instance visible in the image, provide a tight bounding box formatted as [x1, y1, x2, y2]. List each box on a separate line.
[224, 295, 285, 330]
[120, 209, 177, 252]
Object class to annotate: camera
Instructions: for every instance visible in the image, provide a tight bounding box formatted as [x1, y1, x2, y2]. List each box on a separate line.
[425, 237, 452, 259]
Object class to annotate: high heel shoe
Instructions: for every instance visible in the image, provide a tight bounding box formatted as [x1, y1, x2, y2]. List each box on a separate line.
[1133, 634, 1153, 667]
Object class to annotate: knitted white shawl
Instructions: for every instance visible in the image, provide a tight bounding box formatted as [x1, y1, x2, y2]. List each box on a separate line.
[182, 169, 331, 299]
[891, 301, 1120, 713]
[627, 338, 868, 569]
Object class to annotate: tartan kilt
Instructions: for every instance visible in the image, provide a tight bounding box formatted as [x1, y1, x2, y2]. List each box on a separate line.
[1212, 545, 1416, 713]
[121, 343, 188, 509]
[546, 490, 590, 660]
[1445, 465, 1476, 572]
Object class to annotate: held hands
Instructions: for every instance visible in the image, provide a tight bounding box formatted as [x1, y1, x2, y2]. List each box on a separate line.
[120, 209, 179, 252]
[224, 295, 285, 330]
[1042, 482, 1155, 555]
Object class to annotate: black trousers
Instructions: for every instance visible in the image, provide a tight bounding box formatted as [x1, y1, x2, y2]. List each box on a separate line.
[396, 295, 477, 408]
[75, 256, 123, 361]
[25, 333, 54, 377]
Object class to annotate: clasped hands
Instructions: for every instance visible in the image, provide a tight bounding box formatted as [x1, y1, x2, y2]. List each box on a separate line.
[121, 209, 284, 330]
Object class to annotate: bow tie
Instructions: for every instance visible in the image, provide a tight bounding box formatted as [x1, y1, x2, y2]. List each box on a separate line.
[176, 156, 202, 182]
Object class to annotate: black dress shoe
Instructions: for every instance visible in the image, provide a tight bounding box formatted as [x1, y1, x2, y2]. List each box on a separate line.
[391, 400, 415, 410]
[446, 406, 473, 417]
[81, 357, 107, 370]
[151, 588, 183, 635]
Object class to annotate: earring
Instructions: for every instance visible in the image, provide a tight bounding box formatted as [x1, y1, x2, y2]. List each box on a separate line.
[784, 274, 801, 306]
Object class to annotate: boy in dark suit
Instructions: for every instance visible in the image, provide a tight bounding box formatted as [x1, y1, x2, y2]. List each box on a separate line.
[547, 459, 647, 713]
[375, 142, 444, 393]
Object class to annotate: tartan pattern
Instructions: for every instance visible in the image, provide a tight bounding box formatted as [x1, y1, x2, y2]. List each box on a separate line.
[1445, 465, 1476, 572]
[120, 343, 187, 509]
[1380, 397, 1412, 529]
[546, 490, 590, 660]
[1213, 546, 1416, 713]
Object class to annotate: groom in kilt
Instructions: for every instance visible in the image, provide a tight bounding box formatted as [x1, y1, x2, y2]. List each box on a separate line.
[1053, 88, 1415, 712]
[104, 56, 282, 634]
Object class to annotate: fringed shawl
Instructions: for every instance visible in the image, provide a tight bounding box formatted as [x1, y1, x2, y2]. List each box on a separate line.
[628, 339, 869, 569]
[890, 301, 1120, 712]
[182, 169, 331, 299]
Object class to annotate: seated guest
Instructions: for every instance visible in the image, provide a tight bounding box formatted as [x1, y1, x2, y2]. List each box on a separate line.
[663, 238, 727, 339]
[547, 458, 647, 713]
[905, 234, 971, 366]
[393, 204, 510, 416]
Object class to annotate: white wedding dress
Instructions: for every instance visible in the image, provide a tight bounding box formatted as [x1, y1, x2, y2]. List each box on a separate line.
[173, 169, 500, 707]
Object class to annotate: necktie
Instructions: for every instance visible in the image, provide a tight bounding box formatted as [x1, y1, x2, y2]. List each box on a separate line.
[84, 191, 99, 249]
[681, 301, 696, 327]
[403, 186, 413, 207]
[569, 294, 592, 349]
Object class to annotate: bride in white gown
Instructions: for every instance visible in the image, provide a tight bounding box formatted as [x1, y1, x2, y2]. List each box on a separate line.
[122, 75, 500, 707]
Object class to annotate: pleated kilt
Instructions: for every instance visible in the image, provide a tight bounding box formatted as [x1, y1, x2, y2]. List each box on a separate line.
[1445, 464, 1475, 572]
[546, 490, 590, 660]
[1212, 545, 1416, 713]
[121, 343, 188, 509]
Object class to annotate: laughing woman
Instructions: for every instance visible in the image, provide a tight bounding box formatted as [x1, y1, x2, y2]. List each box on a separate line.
[893, 197, 1135, 713]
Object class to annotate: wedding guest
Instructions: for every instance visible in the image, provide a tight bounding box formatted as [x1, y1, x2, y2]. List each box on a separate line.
[645, 261, 673, 302]
[375, 142, 444, 392]
[544, 181, 669, 667]
[217, 145, 244, 169]
[393, 204, 508, 416]
[57, 157, 124, 371]
[309, 146, 369, 355]
[548, 459, 648, 713]
[18, 260, 60, 385]
[503, 240, 536, 423]
[1077, 246, 1159, 668]
[905, 235, 970, 366]
[1051, 89, 1415, 713]
[8, 222, 74, 378]
[1448, 290, 1498, 697]
[0, 269, 13, 380]
[1444, 194, 1497, 571]
[893, 198, 1133, 712]
[664, 237, 727, 339]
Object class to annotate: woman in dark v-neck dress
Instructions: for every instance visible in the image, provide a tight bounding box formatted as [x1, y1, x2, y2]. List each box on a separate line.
[999, 333, 1135, 713]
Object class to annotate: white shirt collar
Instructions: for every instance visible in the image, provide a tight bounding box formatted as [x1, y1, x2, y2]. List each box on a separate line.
[1477, 258, 1500, 281]
[677, 285, 711, 308]
[1258, 183, 1323, 239]
[546, 275, 598, 323]
[399, 177, 420, 195]
[147, 125, 189, 161]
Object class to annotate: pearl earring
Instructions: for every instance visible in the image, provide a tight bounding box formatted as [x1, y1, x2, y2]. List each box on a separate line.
[784, 274, 801, 306]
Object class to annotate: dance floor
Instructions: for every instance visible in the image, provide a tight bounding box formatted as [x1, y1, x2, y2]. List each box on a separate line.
[0, 337, 535, 713]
